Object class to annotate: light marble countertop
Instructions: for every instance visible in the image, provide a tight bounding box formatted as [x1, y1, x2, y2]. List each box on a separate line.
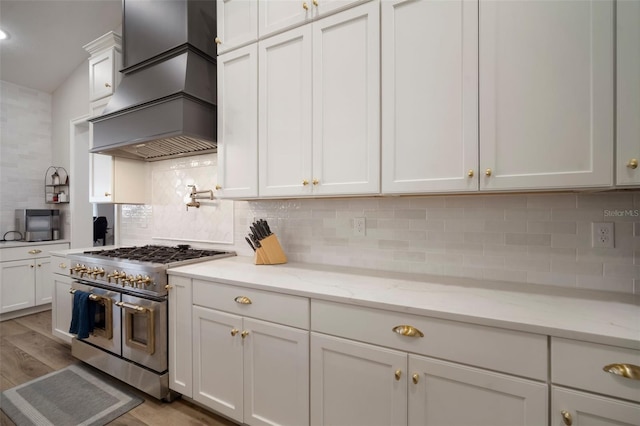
[0, 240, 70, 249]
[169, 256, 640, 350]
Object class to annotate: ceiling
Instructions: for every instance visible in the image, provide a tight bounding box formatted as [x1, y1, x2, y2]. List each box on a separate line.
[0, 0, 122, 94]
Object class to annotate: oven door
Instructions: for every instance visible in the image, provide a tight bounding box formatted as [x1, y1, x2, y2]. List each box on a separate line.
[70, 281, 122, 356]
[118, 294, 167, 373]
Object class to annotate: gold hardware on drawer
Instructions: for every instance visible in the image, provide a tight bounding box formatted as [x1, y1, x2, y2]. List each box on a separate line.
[302, 2, 309, 10]
[28, 249, 42, 255]
[215, 184, 222, 190]
[392, 325, 424, 338]
[104, 82, 111, 88]
[231, 328, 239, 337]
[313, 0, 319, 5]
[627, 158, 638, 169]
[312, 178, 319, 185]
[412, 374, 419, 384]
[105, 192, 111, 197]
[302, 179, 309, 186]
[30, 264, 34, 268]
[603, 363, 640, 380]
[485, 168, 492, 176]
[560, 410, 572, 426]
[234, 296, 252, 305]
[394, 370, 401, 381]
[59, 263, 67, 269]
[215, 37, 222, 45]
[241, 330, 249, 339]
[468, 169, 474, 177]
[165, 285, 173, 290]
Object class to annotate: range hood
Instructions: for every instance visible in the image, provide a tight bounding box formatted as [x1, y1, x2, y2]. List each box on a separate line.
[89, 0, 217, 162]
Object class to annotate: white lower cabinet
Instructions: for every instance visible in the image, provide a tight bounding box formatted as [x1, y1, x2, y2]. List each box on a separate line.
[310, 333, 547, 426]
[51, 254, 73, 343]
[551, 387, 640, 426]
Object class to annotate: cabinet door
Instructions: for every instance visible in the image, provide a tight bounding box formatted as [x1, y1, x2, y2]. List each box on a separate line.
[408, 355, 547, 426]
[479, 0, 613, 190]
[258, 0, 310, 38]
[616, 0, 640, 186]
[111, 157, 148, 204]
[52, 274, 73, 343]
[217, 45, 259, 199]
[312, 1, 380, 196]
[89, 49, 115, 101]
[216, 0, 258, 54]
[258, 26, 313, 197]
[310, 333, 407, 426]
[34, 257, 52, 305]
[552, 387, 640, 426]
[89, 154, 113, 203]
[168, 276, 193, 397]
[192, 306, 244, 423]
[243, 318, 309, 426]
[0, 259, 35, 313]
[382, 0, 478, 194]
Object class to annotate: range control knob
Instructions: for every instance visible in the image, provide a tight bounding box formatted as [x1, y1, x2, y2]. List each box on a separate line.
[137, 275, 153, 287]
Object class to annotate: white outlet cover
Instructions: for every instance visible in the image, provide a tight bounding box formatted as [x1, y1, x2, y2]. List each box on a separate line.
[591, 222, 614, 248]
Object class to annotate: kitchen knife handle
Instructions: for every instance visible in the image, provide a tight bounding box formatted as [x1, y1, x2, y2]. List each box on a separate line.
[245, 237, 256, 252]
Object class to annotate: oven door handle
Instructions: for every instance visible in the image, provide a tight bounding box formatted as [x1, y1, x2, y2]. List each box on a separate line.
[115, 301, 148, 312]
[69, 288, 100, 302]
[69, 288, 114, 340]
[115, 301, 156, 355]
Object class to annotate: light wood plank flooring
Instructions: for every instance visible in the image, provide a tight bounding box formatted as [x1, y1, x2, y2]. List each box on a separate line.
[0, 310, 237, 426]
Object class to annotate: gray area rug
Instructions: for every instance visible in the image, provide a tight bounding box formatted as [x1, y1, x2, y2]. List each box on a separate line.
[0, 363, 143, 426]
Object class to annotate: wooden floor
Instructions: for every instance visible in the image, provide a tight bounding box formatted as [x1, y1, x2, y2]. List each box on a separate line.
[0, 310, 237, 426]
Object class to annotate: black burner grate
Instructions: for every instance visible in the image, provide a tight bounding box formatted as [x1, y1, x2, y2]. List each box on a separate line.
[83, 245, 230, 264]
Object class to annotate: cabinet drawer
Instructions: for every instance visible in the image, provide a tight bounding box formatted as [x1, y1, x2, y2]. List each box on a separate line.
[552, 337, 640, 403]
[51, 254, 69, 275]
[193, 280, 309, 329]
[311, 299, 547, 380]
[1, 244, 69, 262]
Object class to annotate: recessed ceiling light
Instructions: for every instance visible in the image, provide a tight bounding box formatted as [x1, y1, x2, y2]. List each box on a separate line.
[0, 29, 8, 40]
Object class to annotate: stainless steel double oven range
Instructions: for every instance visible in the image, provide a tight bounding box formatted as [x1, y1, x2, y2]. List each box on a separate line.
[67, 245, 235, 400]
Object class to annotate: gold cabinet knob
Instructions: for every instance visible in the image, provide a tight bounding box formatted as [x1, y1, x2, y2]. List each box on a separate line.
[627, 159, 638, 169]
[603, 363, 640, 380]
[215, 184, 222, 190]
[234, 296, 252, 305]
[241, 330, 249, 339]
[105, 192, 111, 197]
[394, 370, 402, 381]
[215, 37, 222, 45]
[412, 373, 419, 384]
[302, 2, 309, 10]
[468, 169, 474, 177]
[59, 263, 67, 269]
[560, 410, 572, 426]
[30, 264, 34, 268]
[392, 325, 424, 338]
[37, 264, 42, 268]
[302, 179, 309, 186]
[313, 0, 319, 5]
[165, 284, 173, 290]
[231, 328, 239, 337]
[312, 178, 319, 185]
[485, 168, 492, 176]
[104, 82, 111, 88]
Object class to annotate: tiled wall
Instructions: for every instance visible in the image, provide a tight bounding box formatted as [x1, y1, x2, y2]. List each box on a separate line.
[119, 154, 640, 295]
[0, 81, 53, 236]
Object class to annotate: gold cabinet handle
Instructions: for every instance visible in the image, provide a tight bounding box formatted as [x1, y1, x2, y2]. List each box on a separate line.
[37, 264, 42, 268]
[59, 263, 67, 269]
[485, 168, 492, 176]
[412, 373, 419, 384]
[603, 363, 640, 380]
[312, 178, 319, 185]
[395, 370, 402, 381]
[28, 249, 42, 255]
[241, 330, 249, 339]
[215, 37, 222, 45]
[234, 296, 252, 305]
[231, 328, 239, 337]
[30, 264, 34, 268]
[313, 0, 319, 5]
[468, 169, 474, 177]
[302, 2, 309, 10]
[560, 410, 572, 426]
[165, 284, 173, 290]
[104, 82, 111, 88]
[392, 325, 424, 338]
[302, 179, 309, 186]
[627, 158, 638, 169]
[215, 184, 222, 190]
[105, 192, 111, 197]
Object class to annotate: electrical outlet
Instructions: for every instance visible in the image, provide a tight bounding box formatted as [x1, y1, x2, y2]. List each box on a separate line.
[592, 222, 614, 248]
[353, 217, 366, 237]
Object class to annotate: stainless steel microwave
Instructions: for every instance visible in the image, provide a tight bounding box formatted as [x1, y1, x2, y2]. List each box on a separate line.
[15, 209, 61, 242]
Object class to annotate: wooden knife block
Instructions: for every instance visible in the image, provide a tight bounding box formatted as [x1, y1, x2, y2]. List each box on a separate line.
[254, 234, 287, 265]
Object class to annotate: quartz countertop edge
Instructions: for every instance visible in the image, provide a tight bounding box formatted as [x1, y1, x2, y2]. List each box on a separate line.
[0, 239, 70, 249]
[168, 256, 640, 351]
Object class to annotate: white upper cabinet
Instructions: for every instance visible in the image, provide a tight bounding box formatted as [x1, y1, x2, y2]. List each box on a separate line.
[479, 0, 614, 191]
[259, 1, 380, 197]
[217, 44, 259, 198]
[215, 0, 258, 54]
[381, 0, 478, 194]
[616, 0, 640, 186]
[84, 32, 122, 102]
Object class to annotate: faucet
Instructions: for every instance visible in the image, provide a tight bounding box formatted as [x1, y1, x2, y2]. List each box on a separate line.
[186, 185, 214, 210]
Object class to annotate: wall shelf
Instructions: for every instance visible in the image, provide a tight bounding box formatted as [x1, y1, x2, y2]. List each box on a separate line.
[45, 166, 69, 204]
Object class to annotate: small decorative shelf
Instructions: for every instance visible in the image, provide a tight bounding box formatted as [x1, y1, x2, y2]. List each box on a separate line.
[45, 166, 69, 204]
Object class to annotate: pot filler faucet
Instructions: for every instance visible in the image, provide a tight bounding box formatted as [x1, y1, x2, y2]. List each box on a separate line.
[186, 185, 214, 210]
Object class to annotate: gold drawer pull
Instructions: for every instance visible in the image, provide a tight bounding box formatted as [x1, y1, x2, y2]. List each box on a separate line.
[627, 158, 638, 169]
[392, 325, 424, 338]
[241, 330, 249, 339]
[468, 169, 474, 177]
[412, 373, 419, 384]
[394, 370, 401, 381]
[59, 263, 67, 269]
[603, 363, 640, 380]
[302, 2, 309, 10]
[215, 37, 222, 45]
[28, 249, 42, 255]
[485, 168, 492, 176]
[234, 296, 252, 305]
[560, 410, 572, 426]
[231, 328, 239, 337]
